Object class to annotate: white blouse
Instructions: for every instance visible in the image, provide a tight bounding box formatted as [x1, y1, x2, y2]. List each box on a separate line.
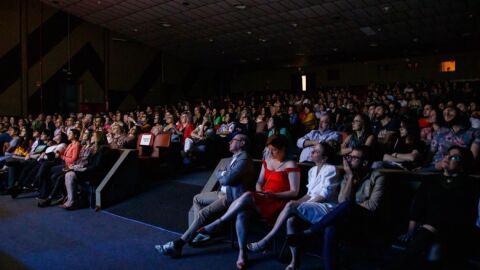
[306, 164, 339, 208]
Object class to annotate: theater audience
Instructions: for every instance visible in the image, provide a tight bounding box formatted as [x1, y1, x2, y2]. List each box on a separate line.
[0, 79, 479, 268]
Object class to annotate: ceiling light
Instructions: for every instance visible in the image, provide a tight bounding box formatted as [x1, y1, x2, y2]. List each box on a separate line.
[412, 37, 419, 42]
[161, 23, 171, 27]
[255, 57, 260, 61]
[259, 38, 267, 43]
[291, 23, 298, 28]
[296, 52, 305, 56]
[132, 28, 138, 32]
[332, 48, 338, 52]
[246, 31, 252, 35]
[382, 5, 391, 12]
[209, 38, 214, 42]
[233, 3, 247, 9]
[369, 42, 378, 47]
[288, 41, 292, 45]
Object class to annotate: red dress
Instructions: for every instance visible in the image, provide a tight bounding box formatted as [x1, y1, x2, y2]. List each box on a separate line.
[253, 161, 300, 224]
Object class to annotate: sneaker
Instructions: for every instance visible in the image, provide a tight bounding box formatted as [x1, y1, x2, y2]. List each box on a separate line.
[154, 241, 182, 257]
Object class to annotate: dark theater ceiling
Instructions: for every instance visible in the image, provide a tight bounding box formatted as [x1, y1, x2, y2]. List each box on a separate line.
[42, 0, 480, 66]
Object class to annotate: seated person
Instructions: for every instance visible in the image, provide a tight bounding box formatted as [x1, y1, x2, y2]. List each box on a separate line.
[263, 116, 292, 160]
[0, 126, 20, 168]
[393, 146, 480, 270]
[8, 130, 51, 198]
[216, 113, 236, 139]
[420, 108, 444, 147]
[106, 123, 127, 149]
[184, 116, 211, 155]
[247, 142, 339, 270]
[195, 135, 300, 269]
[38, 129, 81, 207]
[382, 117, 424, 170]
[62, 131, 108, 209]
[340, 113, 375, 156]
[371, 104, 400, 159]
[287, 146, 386, 270]
[297, 114, 341, 163]
[300, 104, 317, 131]
[427, 107, 480, 171]
[155, 134, 255, 258]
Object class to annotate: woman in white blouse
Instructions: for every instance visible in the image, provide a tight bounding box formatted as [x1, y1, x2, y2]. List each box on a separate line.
[247, 142, 339, 270]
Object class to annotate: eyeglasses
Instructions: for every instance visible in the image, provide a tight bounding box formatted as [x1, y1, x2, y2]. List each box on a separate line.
[448, 155, 461, 161]
[230, 138, 243, 143]
[344, 155, 362, 162]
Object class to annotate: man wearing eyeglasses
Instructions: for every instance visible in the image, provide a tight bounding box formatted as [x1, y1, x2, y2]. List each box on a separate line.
[155, 134, 254, 257]
[287, 145, 386, 270]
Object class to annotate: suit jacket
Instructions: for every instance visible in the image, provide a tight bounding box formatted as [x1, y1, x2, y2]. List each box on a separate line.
[216, 151, 254, 203]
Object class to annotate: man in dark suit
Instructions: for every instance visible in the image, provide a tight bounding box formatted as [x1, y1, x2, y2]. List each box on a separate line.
[155, 134, 254, 257]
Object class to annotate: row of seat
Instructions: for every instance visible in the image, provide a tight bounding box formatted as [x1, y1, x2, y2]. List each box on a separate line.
[136, 133, 171, 158]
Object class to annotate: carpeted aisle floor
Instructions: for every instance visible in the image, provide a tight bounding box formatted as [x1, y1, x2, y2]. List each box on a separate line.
[0, 169, 303, 270]
[0, 193, 301, 270]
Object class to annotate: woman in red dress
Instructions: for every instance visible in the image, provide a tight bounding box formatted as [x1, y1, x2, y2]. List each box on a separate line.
[199, 135, 301, 269]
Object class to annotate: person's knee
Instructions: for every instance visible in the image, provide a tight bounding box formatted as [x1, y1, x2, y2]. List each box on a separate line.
[285, 201, 298, 213]
[193, 193, 201, 205]
[287, 216, 297, 231]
